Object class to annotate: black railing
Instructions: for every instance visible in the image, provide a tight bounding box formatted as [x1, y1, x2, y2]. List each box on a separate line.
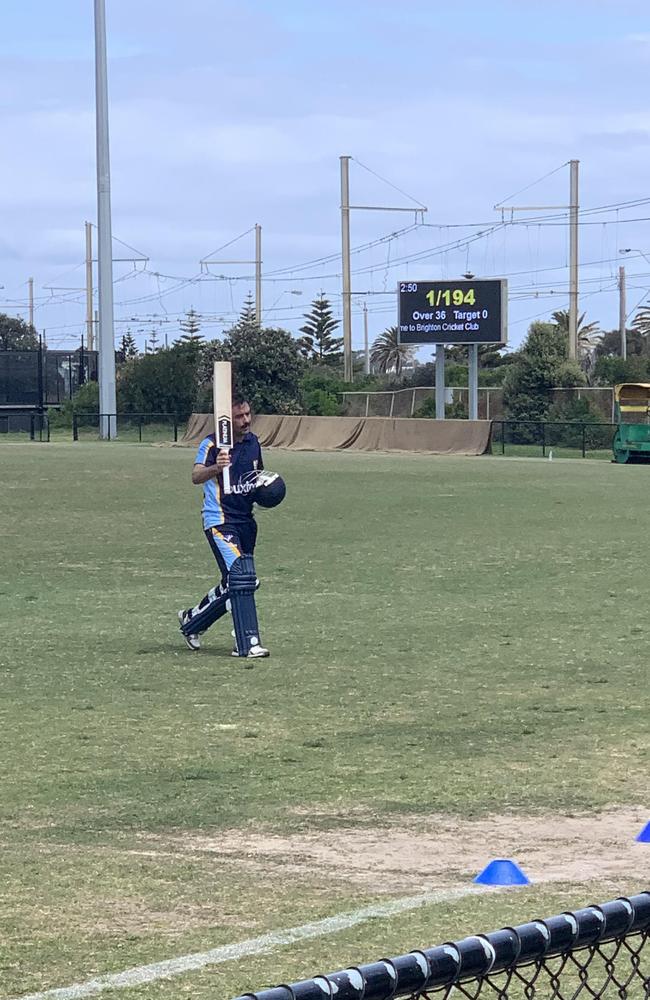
[233, 892, 650, 1000]
[71, 412, 180, 442]
[0, 410, 50, 441]
[492, 421, 616, 459]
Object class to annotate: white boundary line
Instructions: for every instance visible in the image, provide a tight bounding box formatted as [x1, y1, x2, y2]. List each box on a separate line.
[10, 885, 487, 1000]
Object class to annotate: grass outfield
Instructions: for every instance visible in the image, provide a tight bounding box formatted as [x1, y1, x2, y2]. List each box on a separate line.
[1, 443, 649, 998]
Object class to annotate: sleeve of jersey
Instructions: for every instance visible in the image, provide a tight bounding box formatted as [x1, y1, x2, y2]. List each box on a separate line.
[195, 437, 214, 466]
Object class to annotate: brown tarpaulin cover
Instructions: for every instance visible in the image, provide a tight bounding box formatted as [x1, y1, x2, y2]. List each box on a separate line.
[181, 414, 492, 455]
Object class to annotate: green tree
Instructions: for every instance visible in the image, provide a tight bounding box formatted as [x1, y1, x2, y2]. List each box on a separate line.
[370, 325, 414, 376]
[176, 308, 204, 345]
[446, 343, 510, 368]
[298, 295, 342, 362]
[592, 355, 650, 387]
[118, 343, 201, 419]
[551, 309, 602, 368]
[117, 330, 138, 363]
[300, 369, 348, 416]
[236, 292, 259, 333]
[595, 328, 647, 359]
[198, 325, 303, 414]
[502, 321, 585, 423]
[0, 313, 39, 350]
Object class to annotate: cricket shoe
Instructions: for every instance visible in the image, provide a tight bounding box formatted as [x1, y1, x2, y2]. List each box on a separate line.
[230, 631, 269, 659]
[178, 609, 200, 651]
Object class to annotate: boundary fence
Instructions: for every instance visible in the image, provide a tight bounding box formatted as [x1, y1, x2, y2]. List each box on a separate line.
[0, 412, 182, 443]
[0, 413, 625, 460]
[233, 891, 650, 1000]
[341, 387, 616, 422]
[0, 409, 50, 440]
[70, 412, 180, 442]
[493, 421, 616, 459]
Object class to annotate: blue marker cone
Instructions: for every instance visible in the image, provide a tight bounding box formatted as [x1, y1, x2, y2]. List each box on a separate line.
[635, 821, 650, 843]
[474, 859, 531, 886]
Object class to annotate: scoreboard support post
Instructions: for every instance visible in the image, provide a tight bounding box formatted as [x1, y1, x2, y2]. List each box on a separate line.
[435, 343, 445, 420]
[468, 344, 478, 420]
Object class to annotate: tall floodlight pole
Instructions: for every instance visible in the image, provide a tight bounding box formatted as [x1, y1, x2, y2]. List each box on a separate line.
[85, 222, 94, 352]
[619, 266, 627, 360]
[94, 0, 117, 439]
[255, 224, 262, 325]
[568, 159, 579, 361]
[340, 156, 353, 382]
[363, 300, 370, 375]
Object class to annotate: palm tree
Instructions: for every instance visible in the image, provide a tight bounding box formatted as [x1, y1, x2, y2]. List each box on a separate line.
[632, 303, 650, 339]
[552, 310, 602, 378]
[370, 326, 414, 376]
[551, 309, 601, 351]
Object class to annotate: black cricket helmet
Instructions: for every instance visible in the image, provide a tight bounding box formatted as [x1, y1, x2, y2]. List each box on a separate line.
[254, 471, 286, 508]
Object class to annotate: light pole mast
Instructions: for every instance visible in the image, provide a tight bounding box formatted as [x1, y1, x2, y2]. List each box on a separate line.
[340, 156, 353, 382]
[255, 224, 262, 325]
[85, 222, 94, 352]
[94, 0, 117, 438]
[568, 159, 579, 360]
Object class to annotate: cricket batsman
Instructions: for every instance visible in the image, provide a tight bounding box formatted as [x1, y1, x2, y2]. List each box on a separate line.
[177, 393, 285, 659]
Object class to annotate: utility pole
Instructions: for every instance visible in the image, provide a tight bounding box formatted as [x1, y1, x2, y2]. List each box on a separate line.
[363, 300, 370, 375]
[28, 277, 34, 329]
[340, 156, 353, 382]
[200, 227, 262, 323]
[568, 159, 579, 360]
[339, 155, 427, 384]
[85, 221, 94, 352]
[495, 160, 580, 359]
[94, 0, 117, 439]
[619, 265, 627, 360]
[255, 223, 262, 325]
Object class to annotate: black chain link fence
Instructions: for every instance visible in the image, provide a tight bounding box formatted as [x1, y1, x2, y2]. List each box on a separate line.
[233, 893, 650, 1000]
[0, 349, 98, 406]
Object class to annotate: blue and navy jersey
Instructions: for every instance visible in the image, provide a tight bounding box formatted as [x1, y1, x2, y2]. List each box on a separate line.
[194, 432, 263, 529]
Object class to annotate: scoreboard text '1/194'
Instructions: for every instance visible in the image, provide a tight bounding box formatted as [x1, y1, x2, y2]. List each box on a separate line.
[398, 279, 507, 346]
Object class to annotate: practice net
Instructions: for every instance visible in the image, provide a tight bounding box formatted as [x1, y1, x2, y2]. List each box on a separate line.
[233, 892, 649, 1000]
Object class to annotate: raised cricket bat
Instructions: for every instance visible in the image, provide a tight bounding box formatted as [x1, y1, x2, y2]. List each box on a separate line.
[213, 361, 233, 494]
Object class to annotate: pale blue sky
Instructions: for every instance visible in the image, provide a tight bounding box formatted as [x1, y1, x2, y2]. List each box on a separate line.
[1, 1, 649, 354]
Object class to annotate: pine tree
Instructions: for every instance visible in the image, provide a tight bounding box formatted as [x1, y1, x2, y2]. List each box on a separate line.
[117, 330, 138, 362]
[298, 295, 343, 362]
[176, 308, 204, 345]
[235, 292, 259, 333]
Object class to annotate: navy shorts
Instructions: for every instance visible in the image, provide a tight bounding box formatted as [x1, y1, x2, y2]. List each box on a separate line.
[204, 520, 258, 585]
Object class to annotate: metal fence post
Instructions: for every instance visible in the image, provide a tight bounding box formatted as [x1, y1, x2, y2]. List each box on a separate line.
[173, 416, 178, 443]
[582, 423, 586, 458]
[501, 421, 505, 455]
[541, 421, 546, 457]
[73, 413, 78, 442]
[138, 414, 143, 443]
[30, 413, 35, 441]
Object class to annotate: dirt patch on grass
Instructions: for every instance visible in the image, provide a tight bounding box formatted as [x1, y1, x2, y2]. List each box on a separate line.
[142, 808, 650, 893]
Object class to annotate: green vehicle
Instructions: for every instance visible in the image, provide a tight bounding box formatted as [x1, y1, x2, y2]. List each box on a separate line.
[612, 383, 650, 463]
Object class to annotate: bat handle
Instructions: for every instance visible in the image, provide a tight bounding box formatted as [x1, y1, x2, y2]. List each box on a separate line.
[222, 459, 232, 495]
